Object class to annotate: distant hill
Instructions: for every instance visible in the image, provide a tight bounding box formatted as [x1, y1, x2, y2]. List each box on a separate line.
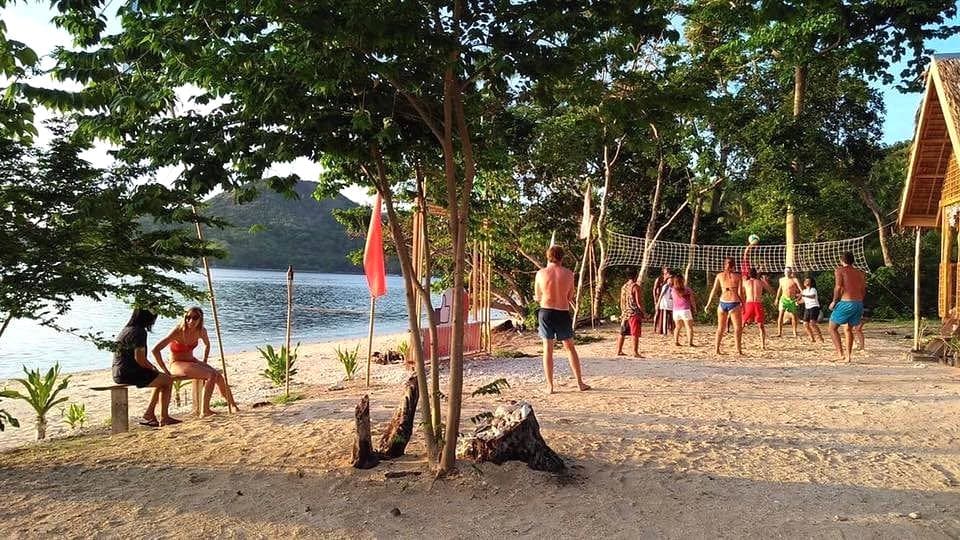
[202, 181, 363, 273]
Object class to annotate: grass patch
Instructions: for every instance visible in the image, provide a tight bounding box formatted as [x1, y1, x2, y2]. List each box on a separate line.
[575, 334, 604, 345]
[493, 348, 534, 358]
[271, 393, 303, 405]
[210, 399, 228, 408]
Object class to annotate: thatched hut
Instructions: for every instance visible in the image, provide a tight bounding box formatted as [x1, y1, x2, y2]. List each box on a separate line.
[899, 54, 960, 324]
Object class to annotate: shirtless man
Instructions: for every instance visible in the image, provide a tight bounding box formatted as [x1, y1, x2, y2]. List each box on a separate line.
[775, 267, 803, 338]
[828, 251, 866, 362]
[534, 245, 590, 393]
[616, 269, 645, 358]
[742, 268, 773, 351]
[704, 257, 744, 355]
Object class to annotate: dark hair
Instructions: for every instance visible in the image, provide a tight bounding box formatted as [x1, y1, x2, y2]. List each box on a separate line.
[546, 245, 564, 264]
[805, 275, 817, 288]
[724, 257, 735, 269]
[749, 268, 758, 280]
[841, 251, 854, 265]
[125, 308, 158, 332]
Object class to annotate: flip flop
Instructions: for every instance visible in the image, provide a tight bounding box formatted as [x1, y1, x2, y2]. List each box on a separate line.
[139, 418, 159, 428]
[159, 417, 182, 426]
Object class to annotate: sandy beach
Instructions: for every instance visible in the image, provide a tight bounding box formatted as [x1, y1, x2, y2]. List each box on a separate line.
[1, 321, 959, 538]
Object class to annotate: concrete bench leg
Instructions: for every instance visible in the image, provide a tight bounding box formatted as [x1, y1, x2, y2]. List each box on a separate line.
[111, 387, 129, 434]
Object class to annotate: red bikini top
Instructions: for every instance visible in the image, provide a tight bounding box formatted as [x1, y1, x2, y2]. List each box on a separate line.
[170, 339, 198, 354]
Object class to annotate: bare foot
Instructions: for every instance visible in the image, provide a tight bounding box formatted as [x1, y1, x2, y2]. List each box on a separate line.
[544, 386, 555, 395]
[229, 403, 240, 412]
[674, 342, 681, 347]
[616, 351, 625, 356]
[159, 417, 182, 426]
[578, 383, 591, 391]
[633, 352, 644, 358]
[200, 410, 218, 418]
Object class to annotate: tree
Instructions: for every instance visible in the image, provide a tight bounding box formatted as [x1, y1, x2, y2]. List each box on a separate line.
[0, 120, 219, 342]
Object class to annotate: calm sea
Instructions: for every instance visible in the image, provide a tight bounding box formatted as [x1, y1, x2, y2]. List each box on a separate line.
[0, 268, 415, 379]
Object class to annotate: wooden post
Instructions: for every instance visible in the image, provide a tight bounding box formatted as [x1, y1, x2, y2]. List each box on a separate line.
[366, 296, 376, 387]
[111, 387, 129, 434]
[351, 395, 379, 469]
[573, 218, 594, 324]
[914, 227, 922, 351]
[285, 265, 294, 398]
[193, 210, 232, 413]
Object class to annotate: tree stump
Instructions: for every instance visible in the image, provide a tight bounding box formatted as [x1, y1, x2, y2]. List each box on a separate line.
[456, 401, 565, 473]
[376, 375, 419, 458]
[351, 395, 379, 469]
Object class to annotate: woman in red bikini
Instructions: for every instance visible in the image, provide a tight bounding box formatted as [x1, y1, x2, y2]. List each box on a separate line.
[152, 307, 239, 416]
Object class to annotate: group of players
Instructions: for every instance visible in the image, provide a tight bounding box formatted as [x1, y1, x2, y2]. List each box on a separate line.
[616, 242, 868, 362]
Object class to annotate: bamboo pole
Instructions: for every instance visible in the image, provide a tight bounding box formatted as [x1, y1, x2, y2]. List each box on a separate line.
[587, 236, 596, 329]
[914, 227, 922, 351]
[193, 209, 232, 413]
[485, 240, 492, 352]
[573, 217, 594, 323]
[285, 265, 294, 397]
[366, 296, 376, 387]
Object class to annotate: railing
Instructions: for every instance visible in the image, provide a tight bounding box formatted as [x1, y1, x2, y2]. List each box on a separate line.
[420, 321, 483, 359]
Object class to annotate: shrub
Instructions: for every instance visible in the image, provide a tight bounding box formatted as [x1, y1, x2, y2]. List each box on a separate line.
[259, 343, 300, 387]
[172, 378, 191, 408]
[396, 339, 409, 360]
[335, 345, 360, 380]
[61, 403, 86, 430]
[1, 363, 70, 440]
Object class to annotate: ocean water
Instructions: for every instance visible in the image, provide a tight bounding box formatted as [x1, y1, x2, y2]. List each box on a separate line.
[0, 268, 415, 379]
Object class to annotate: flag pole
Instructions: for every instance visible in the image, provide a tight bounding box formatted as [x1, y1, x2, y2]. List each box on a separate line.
[366, 296, 376, 387]
[284, 265, 294, 398]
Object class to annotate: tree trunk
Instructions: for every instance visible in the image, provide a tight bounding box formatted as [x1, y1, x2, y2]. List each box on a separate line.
[0, 314, 11, 341]
[591, 137, 622, 323]
[457, 402, 564, 473]
[367, 153, 438, 463]
[859, 187, 893, 266]
[636, 140, 667, 295]
[417, 172, 443, 438]
[786, 63, 807, 267]
[352, 395, 379, 469]
[377, 375, 419, 458]
[684, 197, 702, 283]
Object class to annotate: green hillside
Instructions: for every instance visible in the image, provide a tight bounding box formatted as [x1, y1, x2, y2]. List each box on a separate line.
[202, 182, 363, 272]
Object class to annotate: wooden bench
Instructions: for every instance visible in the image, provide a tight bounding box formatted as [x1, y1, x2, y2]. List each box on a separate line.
[91, 376, 196, 434]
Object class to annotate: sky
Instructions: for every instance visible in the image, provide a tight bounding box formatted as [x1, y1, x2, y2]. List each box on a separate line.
[4, 3, 960, 204]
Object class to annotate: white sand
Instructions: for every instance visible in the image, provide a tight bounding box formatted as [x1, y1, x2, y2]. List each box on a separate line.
[1, 322, 958, 538]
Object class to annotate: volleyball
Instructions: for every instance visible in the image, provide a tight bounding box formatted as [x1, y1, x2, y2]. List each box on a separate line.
[748, 234, 760, 245]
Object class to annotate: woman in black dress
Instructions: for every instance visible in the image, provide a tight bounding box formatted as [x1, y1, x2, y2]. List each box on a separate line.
[113, 308, 180, 427]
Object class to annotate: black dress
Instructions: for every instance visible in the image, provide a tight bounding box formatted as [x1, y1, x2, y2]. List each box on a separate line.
[112, 326, 159, 388]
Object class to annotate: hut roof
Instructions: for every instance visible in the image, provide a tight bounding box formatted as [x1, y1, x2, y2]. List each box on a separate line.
[899, 54, 960, 228]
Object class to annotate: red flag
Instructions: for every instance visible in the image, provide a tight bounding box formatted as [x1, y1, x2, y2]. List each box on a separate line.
[363, 194, 387, 298]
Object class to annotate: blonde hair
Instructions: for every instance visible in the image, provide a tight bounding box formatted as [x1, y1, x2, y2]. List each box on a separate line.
[177, 307, 205, 332]
[546, 245, 564, 264]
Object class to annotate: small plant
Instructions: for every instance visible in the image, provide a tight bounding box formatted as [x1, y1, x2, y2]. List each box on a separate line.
[574, 334, 603, 345]
[211, 399, 228, 408]
[0, 397, 17, 432]
[335, 344, 360, 380]
[272, 393, 302, 405]
[61, 403, 87, 430]
[492, 348, 533, 358]
[172, 378, 192, 408]
[1, 363, 70, 440]
[471, 378, 510, 397]
[396, 339, 409, 360]
[259, 342, 300, 387]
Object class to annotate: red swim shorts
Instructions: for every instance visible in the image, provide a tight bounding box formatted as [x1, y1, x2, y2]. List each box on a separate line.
[620, 314, 643, 337]
[743, 301, 765, 324]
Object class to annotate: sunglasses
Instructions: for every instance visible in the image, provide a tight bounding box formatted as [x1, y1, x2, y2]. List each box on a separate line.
[185, 315, 200, 320]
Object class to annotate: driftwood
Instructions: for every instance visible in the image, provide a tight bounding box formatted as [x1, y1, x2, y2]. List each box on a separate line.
[457, 401, 565, 473]
[351, 395, 379, 469]
[376, 375, 419, 458]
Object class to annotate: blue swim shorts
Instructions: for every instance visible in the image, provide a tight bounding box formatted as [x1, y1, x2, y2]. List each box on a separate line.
[829, 300, 863, 326]
[538, 308, 575, 341]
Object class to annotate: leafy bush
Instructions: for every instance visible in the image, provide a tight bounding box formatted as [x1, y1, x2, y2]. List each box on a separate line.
[61, 403, 86, 430]
[335, 345, 360, 380]
[272, 393, 302, 405]
[471, 378, 510, 397]
[259, 343, 300, 387]
[0, 400, 17, 432]
[1, 363, 70, 440]
[396, 339, 409, 360]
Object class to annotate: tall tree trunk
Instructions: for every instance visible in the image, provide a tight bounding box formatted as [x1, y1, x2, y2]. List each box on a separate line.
[787, 63, 807, 266]
[366, 152, 438, 464]
[591, 135, 624, 322]
[417, 169, 443, 436]
[0, 314, 11, 341]
[858, 186, 893, 266]
[439, 51, 476, 474]
[636, 134, 667, 299]
[684, 197, 702, 283]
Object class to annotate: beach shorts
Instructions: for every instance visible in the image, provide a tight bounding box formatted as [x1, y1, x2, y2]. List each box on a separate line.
[672, 309, 693, 322]
[803, 306, 821, 322]
[538, 308, 574, 341]
[780, 297, 798, 314]
[112, 361, 160, 389]
[619, 314, 642, 337]
[829, 301, 863, 326]
[742, 301, 765, 324]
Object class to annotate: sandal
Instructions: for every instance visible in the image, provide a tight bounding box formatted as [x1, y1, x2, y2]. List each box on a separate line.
[139, 418, 160, 428]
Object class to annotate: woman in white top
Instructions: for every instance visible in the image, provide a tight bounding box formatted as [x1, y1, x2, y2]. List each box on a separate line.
[657, 274, 675, 335]
[801, 276, 824, 343]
